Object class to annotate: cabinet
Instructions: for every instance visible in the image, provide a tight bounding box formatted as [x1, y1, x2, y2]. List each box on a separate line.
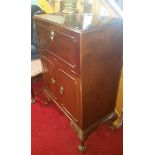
[34, 13, 123, 151]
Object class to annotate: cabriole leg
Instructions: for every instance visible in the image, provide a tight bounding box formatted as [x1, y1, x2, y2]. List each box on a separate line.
[78, 139, 86, 152]
[31, 87, 35, 104]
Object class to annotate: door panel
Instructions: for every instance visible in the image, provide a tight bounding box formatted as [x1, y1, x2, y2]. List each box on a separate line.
[41, 55, 57, 99]
[55, 67, 79, 122]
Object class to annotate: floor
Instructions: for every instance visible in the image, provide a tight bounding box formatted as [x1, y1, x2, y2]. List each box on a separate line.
[31, 79, 123, 155]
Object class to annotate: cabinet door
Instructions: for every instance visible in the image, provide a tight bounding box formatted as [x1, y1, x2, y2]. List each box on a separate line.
[55, 67, 79, 122]
[41, 55, 57, 99]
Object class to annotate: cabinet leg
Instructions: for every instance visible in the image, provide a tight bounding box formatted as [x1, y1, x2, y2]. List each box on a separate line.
[42, 89, 51, 105]
[112, 113, 123, 129]
[31, 87, 35, 104]
[78, 140, 86, 152]
[31, 98, 35, 104]
[43, 95, 51, 105]
[69, 121, 87, 152]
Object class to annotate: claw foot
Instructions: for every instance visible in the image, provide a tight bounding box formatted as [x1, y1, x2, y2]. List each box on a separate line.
[78, 144, 86, 152]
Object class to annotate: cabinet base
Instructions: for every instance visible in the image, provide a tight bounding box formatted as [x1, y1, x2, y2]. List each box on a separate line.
[70, 111, 115, 152]
[43, 88, 115, 152]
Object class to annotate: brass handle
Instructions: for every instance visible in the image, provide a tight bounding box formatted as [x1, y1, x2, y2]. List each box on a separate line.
[51, 78, 56, 84]
[60, 86, 64, 94]
[50, 30, 56, 41]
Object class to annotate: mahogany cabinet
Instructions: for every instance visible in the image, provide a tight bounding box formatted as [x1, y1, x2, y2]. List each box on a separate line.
[34, 13, 123, 151]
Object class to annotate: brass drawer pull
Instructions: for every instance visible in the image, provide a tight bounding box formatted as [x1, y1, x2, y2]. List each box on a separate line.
[51, 78, 56, 84]
[60, 86, 64, 94]
[50, 30, 56, 41]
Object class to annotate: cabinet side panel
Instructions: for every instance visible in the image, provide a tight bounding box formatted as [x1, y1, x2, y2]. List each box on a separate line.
[82, 21, 123, 129]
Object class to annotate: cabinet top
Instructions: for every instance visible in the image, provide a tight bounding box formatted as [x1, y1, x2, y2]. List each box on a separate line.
[34, 13, 122, 32]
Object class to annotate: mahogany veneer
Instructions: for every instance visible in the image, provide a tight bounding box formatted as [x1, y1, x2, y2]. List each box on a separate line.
[34, 13, 123, 152]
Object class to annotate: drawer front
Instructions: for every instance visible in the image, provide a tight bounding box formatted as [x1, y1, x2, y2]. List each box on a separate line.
[55, 65, 79, 122]
[36, 22, 79, 71]
[52, 30, 78, 70]
[40, 52, 57, 100]
[37, 24, 55, 54]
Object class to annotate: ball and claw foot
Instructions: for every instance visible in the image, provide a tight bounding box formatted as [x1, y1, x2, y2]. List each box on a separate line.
[31, 98, 35, 104]
[78, 144, 86, 152]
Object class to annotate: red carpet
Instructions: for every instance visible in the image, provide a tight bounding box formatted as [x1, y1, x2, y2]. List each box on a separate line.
[32, 79, 123, 155]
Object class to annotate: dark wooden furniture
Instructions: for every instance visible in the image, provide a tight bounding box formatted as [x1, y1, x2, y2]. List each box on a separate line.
[34, 13, 123, 152]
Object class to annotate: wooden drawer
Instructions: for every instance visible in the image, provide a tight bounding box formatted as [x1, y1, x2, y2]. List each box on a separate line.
[36, 22, 79, 72]
[37, 23, 56, 54]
